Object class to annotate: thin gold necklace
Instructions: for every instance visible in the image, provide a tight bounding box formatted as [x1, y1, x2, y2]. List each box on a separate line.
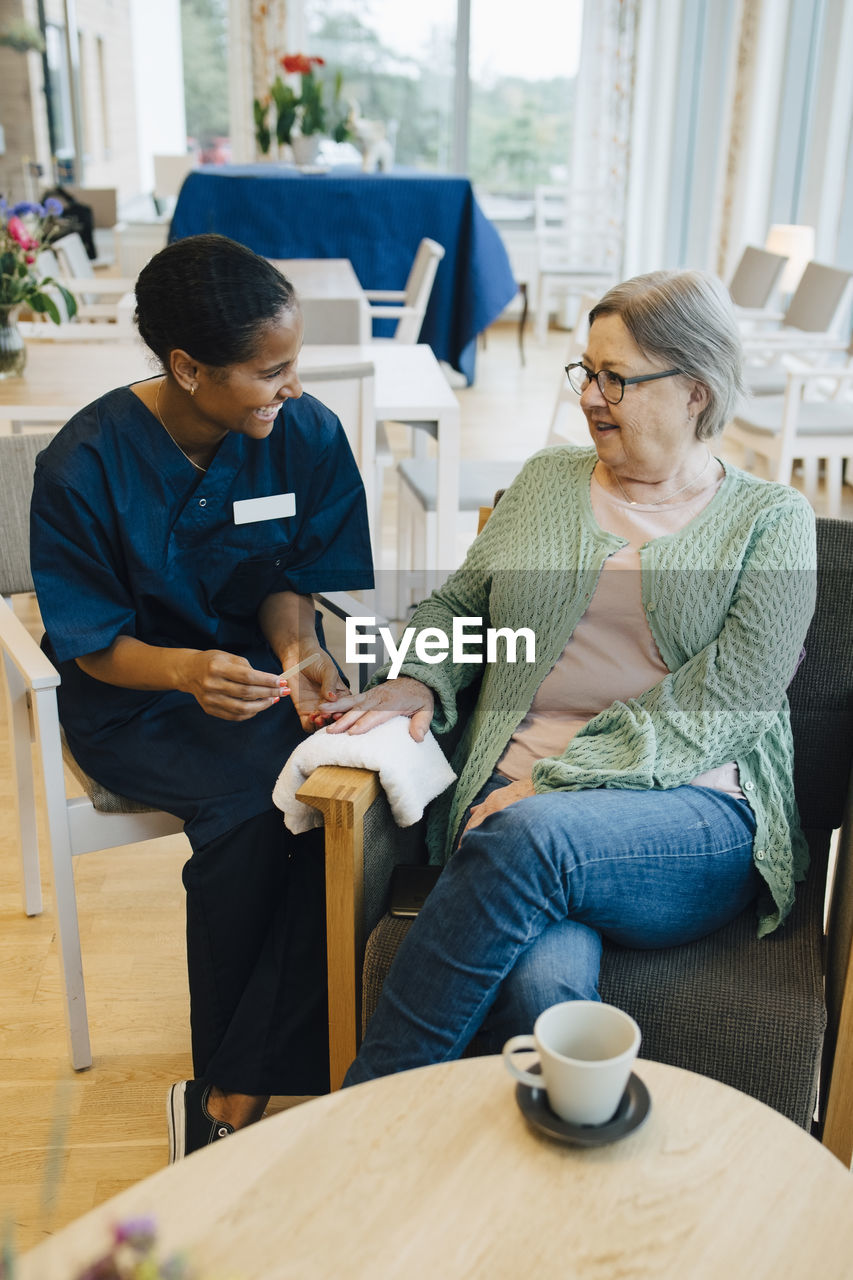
[155, 380, 207, 473]
[611, 450, 712, 506]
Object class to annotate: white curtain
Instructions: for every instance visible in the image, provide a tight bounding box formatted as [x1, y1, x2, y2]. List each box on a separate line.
[571, 0, 640, 274]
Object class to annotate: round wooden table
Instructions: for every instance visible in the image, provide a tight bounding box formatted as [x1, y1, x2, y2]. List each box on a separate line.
[18, 1057, 853, 1278]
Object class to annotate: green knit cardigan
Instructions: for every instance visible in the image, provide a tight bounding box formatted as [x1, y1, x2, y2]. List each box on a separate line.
[378, 446, 817, 936]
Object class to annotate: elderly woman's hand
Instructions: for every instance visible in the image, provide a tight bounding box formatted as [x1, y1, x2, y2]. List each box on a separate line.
[317, 676, 435, 741]
[462, 777, 536, 836]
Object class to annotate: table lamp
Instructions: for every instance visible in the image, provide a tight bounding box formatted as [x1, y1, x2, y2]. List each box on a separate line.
[764, 224, 815, 296]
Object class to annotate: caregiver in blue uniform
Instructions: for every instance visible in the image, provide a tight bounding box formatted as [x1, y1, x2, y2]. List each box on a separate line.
[29, 234, 373, 1160]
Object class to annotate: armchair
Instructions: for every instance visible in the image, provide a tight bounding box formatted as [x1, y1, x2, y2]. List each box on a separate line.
[299, 517, 853, 1169]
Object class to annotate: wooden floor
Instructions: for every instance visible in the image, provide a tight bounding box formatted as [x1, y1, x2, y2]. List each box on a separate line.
[2, 322, 851, 1256]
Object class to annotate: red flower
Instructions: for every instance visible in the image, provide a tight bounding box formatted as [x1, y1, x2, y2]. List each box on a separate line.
[280, 53, 324, 74]
[7, 214, 37, 251]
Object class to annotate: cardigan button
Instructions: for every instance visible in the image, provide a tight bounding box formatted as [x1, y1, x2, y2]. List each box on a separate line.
[756, 849, 765, 860]
[744, 781, 754, 791]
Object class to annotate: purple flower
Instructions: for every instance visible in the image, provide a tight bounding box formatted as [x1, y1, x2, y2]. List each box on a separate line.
[113, 1214, 157, 1248]
[10, 201, 44, 217]
[44, 196, 64, 216]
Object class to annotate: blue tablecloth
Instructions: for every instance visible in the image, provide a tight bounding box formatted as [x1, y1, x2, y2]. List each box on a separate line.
[169, 165, 519, 383]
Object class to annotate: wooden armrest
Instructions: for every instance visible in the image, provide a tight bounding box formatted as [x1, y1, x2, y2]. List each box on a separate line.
[364, 289, 407, 302]
[297, 765, 381, 1089]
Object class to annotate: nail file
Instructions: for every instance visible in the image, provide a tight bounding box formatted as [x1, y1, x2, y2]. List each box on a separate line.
[279, 655, 317, 685]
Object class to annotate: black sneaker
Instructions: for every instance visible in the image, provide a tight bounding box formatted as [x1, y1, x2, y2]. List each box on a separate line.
[167, 1079, 235, 1163]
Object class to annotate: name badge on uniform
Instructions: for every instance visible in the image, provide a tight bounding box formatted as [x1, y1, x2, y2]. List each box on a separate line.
[232, 493, 296, 525]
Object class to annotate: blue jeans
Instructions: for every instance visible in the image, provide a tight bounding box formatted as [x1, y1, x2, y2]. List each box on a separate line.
[344, 776, 758, 1085]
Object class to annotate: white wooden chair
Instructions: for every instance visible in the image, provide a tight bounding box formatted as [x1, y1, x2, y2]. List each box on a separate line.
[741, 261, 853, 395]
[364, 238, 445, 344]
[48, 234, 137, 325]
[728, 244, 788, 313]
[725, 357, 853, 516]
[533, 185, 620, 344]
[152, 154, 197, 216]
[0, 430, 380, 1071]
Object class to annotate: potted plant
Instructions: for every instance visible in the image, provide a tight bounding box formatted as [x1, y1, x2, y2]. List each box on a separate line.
[253, 54, 352, 165]
[0, 198, 78, 378]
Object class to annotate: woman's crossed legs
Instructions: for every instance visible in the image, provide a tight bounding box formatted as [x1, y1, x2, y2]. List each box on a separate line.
[344, 780, 757, 1084]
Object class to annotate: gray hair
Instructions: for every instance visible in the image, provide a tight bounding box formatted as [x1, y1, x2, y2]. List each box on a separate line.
[589, 270, 745, 439]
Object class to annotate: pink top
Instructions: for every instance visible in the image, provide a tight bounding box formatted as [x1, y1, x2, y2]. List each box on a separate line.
[498, 463, 743, 799]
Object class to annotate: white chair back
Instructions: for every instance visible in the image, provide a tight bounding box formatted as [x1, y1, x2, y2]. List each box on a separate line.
[783, 262, 853, 333]
[394, 239, 446, 344]
[365, 239, 446, 345]
[53, 231, 95, 283]
[153, 154, 197, 201]
[728, 245, 788, 309]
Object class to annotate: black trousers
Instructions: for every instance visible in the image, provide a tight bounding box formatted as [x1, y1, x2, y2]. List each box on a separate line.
[182, 809, 329, 1096]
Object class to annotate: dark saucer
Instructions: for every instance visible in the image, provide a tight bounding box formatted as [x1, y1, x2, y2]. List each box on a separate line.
[515, 1067, 651, 1147]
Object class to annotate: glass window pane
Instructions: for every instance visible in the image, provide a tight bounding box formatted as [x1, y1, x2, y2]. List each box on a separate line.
[303, 0, 456, 170]
[469, 0, 582, 196]
[45, 24, 74, 159]
[181, 0, 231, 163]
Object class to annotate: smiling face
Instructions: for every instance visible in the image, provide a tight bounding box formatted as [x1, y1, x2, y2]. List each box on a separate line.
[194, 305, 304, 441]
[580, 312, 708, 483]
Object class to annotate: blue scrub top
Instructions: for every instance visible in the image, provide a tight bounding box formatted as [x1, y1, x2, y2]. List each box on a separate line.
[30, 385, 373, 844]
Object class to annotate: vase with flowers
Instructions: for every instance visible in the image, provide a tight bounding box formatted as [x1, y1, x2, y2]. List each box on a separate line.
[0, 197, 78, 378]
[254, 53, 352, 165]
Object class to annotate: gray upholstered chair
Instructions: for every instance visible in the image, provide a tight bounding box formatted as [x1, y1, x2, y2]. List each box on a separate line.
[298, 517, 853, 1168]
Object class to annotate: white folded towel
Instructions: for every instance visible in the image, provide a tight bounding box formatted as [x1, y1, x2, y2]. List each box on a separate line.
[272, 715, 457, 835]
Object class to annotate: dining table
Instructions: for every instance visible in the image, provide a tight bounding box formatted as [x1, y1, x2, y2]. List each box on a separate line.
[168, 164, 519, 383]
[16, 1056, 853, 1279]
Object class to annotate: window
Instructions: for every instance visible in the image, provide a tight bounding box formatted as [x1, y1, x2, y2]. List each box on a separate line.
[304, 0, 456, 172]
[180, 0, 231, 161]
[301, 0, 582, 194]
[44, 23, 75, 163]
[468, 0, 581, 195]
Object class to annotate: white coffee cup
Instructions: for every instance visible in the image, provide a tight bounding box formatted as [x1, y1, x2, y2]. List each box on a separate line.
[503, 1000, 641, 1126]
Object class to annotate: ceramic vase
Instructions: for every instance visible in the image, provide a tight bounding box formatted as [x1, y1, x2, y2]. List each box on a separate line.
[290, 134, 322, 167]
[0, 304, 26, 379]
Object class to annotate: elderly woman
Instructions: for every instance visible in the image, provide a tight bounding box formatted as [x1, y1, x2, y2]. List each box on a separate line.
[319, 269, 817, 1084]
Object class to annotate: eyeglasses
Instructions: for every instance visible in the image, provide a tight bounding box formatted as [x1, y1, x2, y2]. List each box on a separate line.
[565, 361, 683, 405]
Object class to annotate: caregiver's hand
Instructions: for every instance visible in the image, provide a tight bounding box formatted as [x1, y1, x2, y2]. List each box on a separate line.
[181, 650, 282, 721]
[318, 677, 435, 741]
[283, 650, 350, 733]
